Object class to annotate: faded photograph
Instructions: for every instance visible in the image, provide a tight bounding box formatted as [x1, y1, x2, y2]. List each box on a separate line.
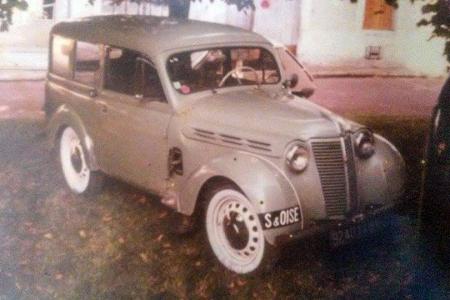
[0, 0, 449, 298]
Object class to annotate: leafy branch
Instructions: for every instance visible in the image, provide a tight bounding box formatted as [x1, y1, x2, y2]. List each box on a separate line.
[416, 0, 450, 62]
[0, 0, 29, 24]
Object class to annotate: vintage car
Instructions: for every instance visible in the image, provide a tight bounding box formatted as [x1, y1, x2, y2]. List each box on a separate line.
[45, 15, 405, 274]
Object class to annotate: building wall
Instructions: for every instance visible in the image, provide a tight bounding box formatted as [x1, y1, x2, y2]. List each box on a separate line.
[3, 0, 446, 76]
[252, 0, 300, 50]
[298, 0, 368, 64]
[54, 0, 99, 20]
[53, 0, 168, 19]
[98, 1, 168, 16]
[189, 0, 301, 49]
[298, 0, 447, 76]
[393, 1, 447, 77]
[9, 0, 43, 26]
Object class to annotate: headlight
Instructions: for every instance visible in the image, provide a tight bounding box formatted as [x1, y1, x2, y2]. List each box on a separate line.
[286, 143, 308, 173]
[354, 129, 375, 159]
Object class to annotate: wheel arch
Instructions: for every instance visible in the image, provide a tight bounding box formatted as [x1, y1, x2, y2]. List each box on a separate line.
[47, 104, 99, 170]
[195, 175, 241, 211]
[178, 152, 303, 233]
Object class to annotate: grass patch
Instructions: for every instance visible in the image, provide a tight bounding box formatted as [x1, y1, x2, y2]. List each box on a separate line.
[0, 116, 441, 299]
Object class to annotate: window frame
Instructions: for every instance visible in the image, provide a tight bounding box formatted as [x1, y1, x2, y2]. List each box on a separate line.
[166, 46, 282, 95]
[50, 34, 75, 79]
[103, 45, 167, 102]
[73, 40, 102, 88]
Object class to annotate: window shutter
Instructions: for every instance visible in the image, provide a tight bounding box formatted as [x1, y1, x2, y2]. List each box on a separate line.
[363, 0, 394, 30]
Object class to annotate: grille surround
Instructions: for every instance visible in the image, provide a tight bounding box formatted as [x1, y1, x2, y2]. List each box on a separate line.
[344, 135, 358, 214]
[311, 137, 356, 218]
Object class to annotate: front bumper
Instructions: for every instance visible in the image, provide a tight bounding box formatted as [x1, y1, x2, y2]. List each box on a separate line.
[273, 202, 398, 246]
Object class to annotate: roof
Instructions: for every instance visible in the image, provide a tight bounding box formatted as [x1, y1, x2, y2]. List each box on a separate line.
[51, 15, 270, 57]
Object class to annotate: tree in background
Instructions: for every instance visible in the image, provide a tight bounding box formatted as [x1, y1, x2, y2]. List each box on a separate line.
[0, 0, 28, 27]
[416, 0, 450, 63]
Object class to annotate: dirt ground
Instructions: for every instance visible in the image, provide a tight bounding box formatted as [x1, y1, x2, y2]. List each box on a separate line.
[0, 77, 445, 119]
[0, 114, 449, 299]
[312, 77, 446, 118]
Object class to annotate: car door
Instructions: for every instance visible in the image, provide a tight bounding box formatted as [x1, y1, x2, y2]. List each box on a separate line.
[275, 46, 316, 98]
[94, 46, 172, 193]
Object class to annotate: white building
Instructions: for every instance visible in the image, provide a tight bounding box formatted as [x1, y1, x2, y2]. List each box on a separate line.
[189, 0, 447, 77]
[3, 0, 448, 76]
[297, 0, 447, 76]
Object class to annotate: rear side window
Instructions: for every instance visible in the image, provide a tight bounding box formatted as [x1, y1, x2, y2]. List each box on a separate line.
[51, 35, 74, 78]
[74, 41, 101, 86]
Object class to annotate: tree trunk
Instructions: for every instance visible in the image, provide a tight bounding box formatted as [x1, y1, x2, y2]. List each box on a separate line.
[168, 0, 190, 19]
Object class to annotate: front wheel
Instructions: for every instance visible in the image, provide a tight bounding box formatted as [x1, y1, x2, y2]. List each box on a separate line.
[59, 127, 103, 195]
[205, 186, 276, 274]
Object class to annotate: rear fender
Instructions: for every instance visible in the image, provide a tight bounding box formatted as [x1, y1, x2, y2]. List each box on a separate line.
[47, 104, 99, 170]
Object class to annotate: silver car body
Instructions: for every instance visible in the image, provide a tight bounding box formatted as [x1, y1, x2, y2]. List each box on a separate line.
[46, 15, 405, 246]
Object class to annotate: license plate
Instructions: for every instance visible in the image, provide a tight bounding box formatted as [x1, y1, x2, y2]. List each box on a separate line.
[329, 217, 387, 248]
[258, 206, 301, 230]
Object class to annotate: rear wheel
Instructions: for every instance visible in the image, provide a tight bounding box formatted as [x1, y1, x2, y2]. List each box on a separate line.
[59, 127, 103, 194]
[205, 185, 276, 274]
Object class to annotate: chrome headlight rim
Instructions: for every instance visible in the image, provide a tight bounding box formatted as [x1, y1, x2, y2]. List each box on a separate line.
[285, 142, 309, 173]
[354, 128, 375, 159]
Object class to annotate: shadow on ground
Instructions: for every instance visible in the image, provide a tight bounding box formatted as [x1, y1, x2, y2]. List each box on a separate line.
[0, 116, 449, 299]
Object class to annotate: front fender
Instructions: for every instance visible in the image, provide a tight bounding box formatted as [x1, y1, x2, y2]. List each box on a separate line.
[179, 151, 303, 245]
[46, 104, 99, 170]
[357, 134, 406, 208]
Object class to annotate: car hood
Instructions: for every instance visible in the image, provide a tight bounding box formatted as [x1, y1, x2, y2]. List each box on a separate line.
[181, 89, 353, 156]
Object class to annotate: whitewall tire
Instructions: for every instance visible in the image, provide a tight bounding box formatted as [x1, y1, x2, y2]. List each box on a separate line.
[205, 187, 274, 274]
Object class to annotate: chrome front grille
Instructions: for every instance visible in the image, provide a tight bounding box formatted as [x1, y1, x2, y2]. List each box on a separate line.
[344, 135, 358, 213]
[311, 139, 348, 217]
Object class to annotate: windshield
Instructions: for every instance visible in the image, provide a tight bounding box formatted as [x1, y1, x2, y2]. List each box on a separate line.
[167, 47, 281, 94]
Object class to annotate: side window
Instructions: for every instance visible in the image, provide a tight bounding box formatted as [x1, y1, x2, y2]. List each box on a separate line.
[136, 59, 166, 101]
[105, 47, 139, 95]
[74, 41, 101, 86]
[51, 35, 74, 78]
[105, 47, 166, 101]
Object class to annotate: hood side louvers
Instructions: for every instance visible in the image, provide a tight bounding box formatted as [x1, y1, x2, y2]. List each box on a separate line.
[193, 128, 215, 140]
[219, 134, 243, 146]
[191, 128, 272, 154]
[247, 139, 271, 152]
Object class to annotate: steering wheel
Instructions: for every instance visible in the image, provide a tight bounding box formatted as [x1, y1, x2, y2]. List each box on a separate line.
[218, 66, 261, 88]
